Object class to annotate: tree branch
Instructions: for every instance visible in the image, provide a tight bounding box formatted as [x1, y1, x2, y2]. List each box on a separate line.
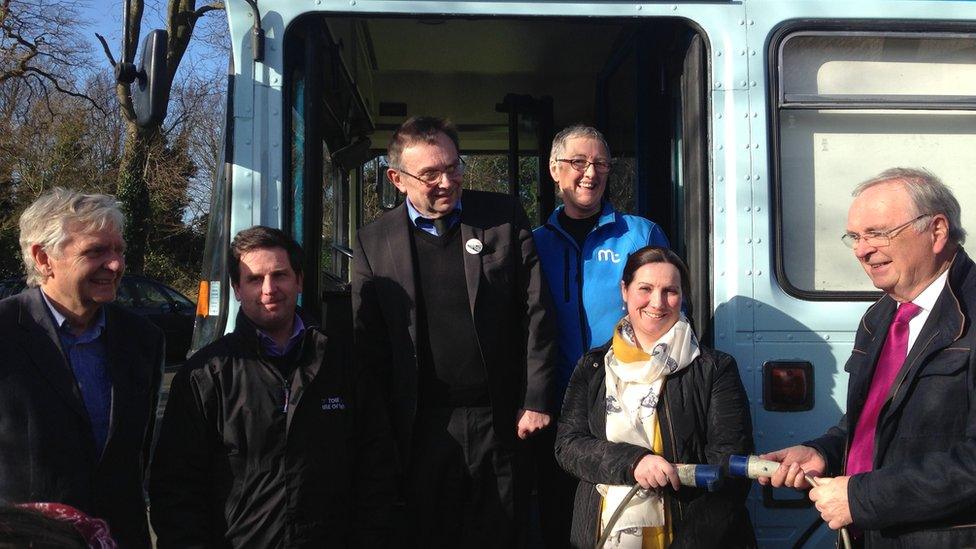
[95, 32, 117, 66]
[193, 2, 224, 18]
[25, 67, 107, 115]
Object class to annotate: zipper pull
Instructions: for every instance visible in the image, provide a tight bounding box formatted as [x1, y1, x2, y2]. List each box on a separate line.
[283, 385, 290, 413]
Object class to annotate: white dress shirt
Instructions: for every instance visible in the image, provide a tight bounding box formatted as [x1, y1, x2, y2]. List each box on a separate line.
[905, 267, 950, 354]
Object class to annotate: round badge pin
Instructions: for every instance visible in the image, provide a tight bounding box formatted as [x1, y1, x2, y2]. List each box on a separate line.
[465, 238, 484, 255]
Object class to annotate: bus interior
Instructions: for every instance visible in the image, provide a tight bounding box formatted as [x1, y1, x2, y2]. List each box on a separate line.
[283, 15, 711, 341]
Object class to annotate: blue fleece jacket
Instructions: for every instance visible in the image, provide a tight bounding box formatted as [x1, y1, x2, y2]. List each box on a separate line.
[533, 202, 670, 397]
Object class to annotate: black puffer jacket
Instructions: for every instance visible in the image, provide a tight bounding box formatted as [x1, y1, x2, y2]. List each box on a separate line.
[149, 311, 396, 548]
[555, 341, 755, 548]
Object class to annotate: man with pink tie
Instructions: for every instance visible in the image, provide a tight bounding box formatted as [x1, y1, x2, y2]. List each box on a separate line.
[759, 168, 976, 547]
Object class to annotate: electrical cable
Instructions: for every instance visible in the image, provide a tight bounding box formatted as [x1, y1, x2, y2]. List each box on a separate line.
[595, 463, 721, 549]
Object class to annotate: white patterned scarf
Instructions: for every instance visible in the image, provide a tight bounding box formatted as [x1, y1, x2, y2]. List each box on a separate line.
[597, 313, 700, 546]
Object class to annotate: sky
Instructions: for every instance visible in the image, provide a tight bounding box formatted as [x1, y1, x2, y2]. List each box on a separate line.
[80, 1, 227, 79]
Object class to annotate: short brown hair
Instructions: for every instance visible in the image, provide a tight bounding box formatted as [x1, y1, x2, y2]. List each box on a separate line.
[387, 116, 460, 169]
[228, 226, 304, 284]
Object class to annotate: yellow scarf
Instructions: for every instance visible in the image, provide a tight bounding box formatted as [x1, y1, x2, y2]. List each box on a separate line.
[601, 321, 677, 548]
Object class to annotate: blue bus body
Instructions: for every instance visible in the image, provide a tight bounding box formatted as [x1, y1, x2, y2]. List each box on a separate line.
[191, 1, 976, 546]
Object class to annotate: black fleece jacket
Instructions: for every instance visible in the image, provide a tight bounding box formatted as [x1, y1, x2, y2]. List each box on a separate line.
[149, 311, 396, 548]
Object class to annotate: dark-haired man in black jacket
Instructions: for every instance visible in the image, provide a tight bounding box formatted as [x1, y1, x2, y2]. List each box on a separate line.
[352, 117, 558, 547]
[150, 226, 395, 548]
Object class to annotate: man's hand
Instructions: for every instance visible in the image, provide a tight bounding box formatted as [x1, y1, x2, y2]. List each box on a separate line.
[809, 476, 853, 530]
[756, 445, 826, 489]
[516, 410, 550, 439]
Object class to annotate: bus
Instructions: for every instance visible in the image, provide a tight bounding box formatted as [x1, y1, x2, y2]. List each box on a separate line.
[183, 0, 976, 546]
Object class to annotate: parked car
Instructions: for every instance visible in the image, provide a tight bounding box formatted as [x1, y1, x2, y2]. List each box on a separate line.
[0, 275, 195, 366]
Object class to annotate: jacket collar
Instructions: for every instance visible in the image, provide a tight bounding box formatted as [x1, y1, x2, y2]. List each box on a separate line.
[855, 248, 972, 427]
[232, 307, 326, 429]
[545, 201, 618, 232]
[232, 306, 319, 354]
[860, 248, 970, 347]
[18, 288, 87, 420]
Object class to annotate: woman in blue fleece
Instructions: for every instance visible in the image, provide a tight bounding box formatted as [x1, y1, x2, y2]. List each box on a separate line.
[531, 124, 670, 548]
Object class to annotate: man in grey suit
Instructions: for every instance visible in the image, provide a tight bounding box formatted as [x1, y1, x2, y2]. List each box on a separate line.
[352, 116, 558, 547]
[0, 188, 164, 548]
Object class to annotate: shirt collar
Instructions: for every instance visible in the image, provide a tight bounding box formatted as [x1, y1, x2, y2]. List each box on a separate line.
[405, 198, 463, 228]
[547, 201, 615, 229]
[39, 287, 106, 341]
[909, 267, 949, 313]
[256, 313, 306, 357]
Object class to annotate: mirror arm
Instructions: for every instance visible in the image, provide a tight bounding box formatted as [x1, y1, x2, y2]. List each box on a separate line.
[241, 0, 265, 63]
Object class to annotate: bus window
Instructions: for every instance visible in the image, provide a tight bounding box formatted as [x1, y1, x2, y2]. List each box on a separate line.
[360, 157, 393, 227]
[774, 31, 976, 297]
[458, 154, 541, 222]
[605, 157, 638, 215]
[320, 150, 339, 278]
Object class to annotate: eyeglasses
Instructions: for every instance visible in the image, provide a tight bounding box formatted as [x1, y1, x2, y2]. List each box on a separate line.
[395, 157, 465, 186]
[555, 158, 613, 174]
[841, 213, 933, 249]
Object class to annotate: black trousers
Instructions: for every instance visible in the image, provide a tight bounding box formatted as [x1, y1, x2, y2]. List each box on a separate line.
[405, 407, 528, 549]
[530, 421, 578, 549]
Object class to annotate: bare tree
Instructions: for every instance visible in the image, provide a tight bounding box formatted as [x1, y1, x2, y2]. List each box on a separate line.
[0, 69, 120, 279]
[0, 0, 102, 112]
[96, 0, 223, 272]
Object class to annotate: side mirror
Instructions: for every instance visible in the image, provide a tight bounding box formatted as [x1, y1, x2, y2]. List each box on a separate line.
[115, 29, 168, 127]
[133, 30, 168, 126]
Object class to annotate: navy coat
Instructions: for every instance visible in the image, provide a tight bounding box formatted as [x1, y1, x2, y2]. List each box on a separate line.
[0, 287, 164, 548]
[807, 248, 976, 547]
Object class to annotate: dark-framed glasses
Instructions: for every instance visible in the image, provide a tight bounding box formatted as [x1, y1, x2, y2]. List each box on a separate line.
[841, 213, 933, 249]
[396, 157, 465, 186]
[555, 158, 613, 174]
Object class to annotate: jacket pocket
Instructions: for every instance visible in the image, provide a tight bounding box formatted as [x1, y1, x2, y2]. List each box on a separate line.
[916, 348, 969, 377]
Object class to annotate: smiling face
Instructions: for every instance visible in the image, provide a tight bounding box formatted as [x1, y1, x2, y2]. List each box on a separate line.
[232, 246, 303, 340]
[847, 181, 949, 302]
[620, 261, 683, 348]
[550, 136, 609, 219]
[37, 224, 125, 325]
[387, 131, 463, 219]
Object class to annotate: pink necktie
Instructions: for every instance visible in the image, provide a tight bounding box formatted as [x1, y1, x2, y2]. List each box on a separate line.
[846, 302, 921, 476]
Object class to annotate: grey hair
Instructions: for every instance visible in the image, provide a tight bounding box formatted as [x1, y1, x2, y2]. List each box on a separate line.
[853, 167, 966, 245]
[19, 187, 125, 287]
[550, 124, 611, 162]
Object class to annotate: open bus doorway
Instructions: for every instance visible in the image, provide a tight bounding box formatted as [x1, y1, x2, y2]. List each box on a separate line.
[282, 15, 710, 346]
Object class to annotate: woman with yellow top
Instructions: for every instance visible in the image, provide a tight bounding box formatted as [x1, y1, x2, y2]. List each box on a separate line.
[555, 246, 755, 548]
